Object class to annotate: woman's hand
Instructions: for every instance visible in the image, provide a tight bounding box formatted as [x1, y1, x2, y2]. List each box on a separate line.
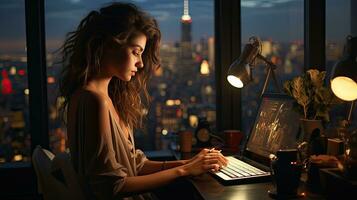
[189, 148, 210, 161]
[181, 148, 229, 176]
[188, 148, 228, 168]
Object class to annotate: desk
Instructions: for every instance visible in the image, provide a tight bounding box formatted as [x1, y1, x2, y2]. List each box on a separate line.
[172, 151, 325, 200]
[188, 173, 324, 200]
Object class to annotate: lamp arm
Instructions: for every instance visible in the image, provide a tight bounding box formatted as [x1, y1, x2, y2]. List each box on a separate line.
[270, 66, 282, 93]
[261, 66, 272, 97]
[257, 54, 278, 70]
[256, 54, 282, 97]
[348, 100, 355, 122]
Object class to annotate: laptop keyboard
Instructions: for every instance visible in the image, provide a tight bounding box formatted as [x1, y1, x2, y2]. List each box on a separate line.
[213, 156, 270, 181]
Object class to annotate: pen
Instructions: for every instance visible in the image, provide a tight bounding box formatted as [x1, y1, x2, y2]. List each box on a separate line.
[208, 148, 222, 153]
[208, 147, 215, 153]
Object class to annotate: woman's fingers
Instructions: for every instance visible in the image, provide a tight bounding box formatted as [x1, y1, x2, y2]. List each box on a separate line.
[204, 154, 228, 167]
[209, 151, 228, 162]
[201, 156, 222, 168]
[203, 163, 220, 171]
[217, 154, 228, 166]
[200, 148, 210, 155]
[204, 158, 219, 165]
[215, 151, 228, 161]
[197, 148, 225, 157]
[219, 152, 229, 162]
[188, 148, 230, 175]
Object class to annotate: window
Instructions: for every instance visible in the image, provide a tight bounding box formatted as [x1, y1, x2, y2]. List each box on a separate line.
[326, 0, 351, 76]
[140, 0, 215, 150]
[45, 0, 215, 151]
[45, 0, 91, 154]
[326, 0, 356, 126]
[0, 1, 30, 163]
[241, 0, 304, 136]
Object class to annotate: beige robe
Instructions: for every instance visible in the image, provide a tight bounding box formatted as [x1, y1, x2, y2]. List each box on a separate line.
[67, 90, 153, 200]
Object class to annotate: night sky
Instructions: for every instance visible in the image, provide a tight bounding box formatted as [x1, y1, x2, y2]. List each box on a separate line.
[0, 0, 352, 53]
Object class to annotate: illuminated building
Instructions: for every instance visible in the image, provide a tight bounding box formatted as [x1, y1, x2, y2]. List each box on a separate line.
[180, 0, 192, 59]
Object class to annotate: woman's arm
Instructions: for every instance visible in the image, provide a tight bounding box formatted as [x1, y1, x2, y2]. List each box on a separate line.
[122, 152, 221, 193]
[138, 160, 188, 175]
[79, 93, 225, 195]
[139, 148, 229, 175]
[122, 165, 186, 193]
[138, 148, 228, 175]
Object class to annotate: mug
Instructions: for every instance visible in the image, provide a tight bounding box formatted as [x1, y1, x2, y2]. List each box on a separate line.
[223, 130, 243, 152]
[270, 149, 303, 197]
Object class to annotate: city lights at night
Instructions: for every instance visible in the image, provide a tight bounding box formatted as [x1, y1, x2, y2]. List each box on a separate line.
[0, 0, 353, 162]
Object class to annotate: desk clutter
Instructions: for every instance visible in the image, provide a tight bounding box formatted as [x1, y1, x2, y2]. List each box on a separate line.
[268, 149, 305, 199]
[176, 116, 244, 154]
[172, 92, 357, 199]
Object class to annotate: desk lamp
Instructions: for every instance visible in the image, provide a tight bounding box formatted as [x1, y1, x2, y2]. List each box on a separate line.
[227, 36, 281, 96]
[330, 36, 357, 123]
[330, 36, 357, 179]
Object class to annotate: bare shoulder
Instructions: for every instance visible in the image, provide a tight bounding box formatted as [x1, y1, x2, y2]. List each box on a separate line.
[78, 89, 109, 113]
[71, 89, 112, 144]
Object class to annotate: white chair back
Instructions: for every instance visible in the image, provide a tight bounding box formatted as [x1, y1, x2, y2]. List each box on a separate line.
[32, 146, 86, 200]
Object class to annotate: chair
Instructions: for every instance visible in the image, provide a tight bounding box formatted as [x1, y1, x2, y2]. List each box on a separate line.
[32, 146, 86, 200]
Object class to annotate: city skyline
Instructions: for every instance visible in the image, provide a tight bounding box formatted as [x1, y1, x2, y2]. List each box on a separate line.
[0, 0, 352, 54]
[0, 0, 352, 161]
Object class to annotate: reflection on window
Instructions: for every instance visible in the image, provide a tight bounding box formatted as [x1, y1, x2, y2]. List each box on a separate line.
[326, 0, 356, 126]
[241, 0, 304, 136]
[0, 1, 30, 163]
[326, 0, 351, 76]
[45, 0, 215, 151]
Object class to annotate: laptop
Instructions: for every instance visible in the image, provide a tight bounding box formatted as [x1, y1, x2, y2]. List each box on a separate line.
[211, 93, 301, 185]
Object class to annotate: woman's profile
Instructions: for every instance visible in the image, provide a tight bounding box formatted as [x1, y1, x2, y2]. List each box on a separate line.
[59, 2, 227, 200]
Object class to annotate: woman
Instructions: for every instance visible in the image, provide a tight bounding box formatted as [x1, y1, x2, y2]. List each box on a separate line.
[59, 2, 227, 200]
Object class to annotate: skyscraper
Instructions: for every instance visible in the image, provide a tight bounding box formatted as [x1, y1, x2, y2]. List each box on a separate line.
[180, 0, 192, 58]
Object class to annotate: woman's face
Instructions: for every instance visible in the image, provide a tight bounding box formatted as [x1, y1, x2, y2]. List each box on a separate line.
[103, 33, 147, 81]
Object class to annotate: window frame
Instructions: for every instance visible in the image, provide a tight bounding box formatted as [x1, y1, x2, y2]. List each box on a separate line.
[215, 0, 241, 131]
[304, 0, 326, 71]
[25, 0, 50, 151]
[215, 0, 328, 133]
[1, 0, 357, 198]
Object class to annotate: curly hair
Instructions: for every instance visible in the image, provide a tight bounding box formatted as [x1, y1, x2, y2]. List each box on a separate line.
[59, 2, 161, 129]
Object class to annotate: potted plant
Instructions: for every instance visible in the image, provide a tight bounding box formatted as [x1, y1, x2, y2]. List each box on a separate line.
[283, 69, 341, 142]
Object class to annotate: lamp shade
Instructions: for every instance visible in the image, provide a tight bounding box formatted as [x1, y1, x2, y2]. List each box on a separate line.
[330, 36, 357, 101]
[227, 59, 251, 88]
[227, 42, 260, 88]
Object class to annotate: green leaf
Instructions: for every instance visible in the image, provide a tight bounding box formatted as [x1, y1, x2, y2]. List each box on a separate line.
[283, 69, 343, 122]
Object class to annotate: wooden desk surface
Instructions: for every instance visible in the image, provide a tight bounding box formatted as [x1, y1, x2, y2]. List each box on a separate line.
[172, 150, 325, 200]
[188, 173, 324, 200]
